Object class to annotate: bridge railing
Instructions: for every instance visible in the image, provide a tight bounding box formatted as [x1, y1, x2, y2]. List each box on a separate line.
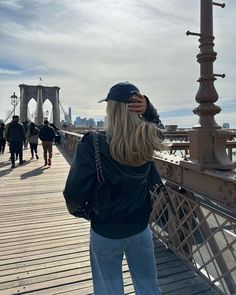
[151, 179, 236, 295]
[60, 127, 236, 161]
[60, 130, 83, 156]
[167, 141, 236, 161]
[162, 130, 236, 162]
[60, 130, 236, 295]
[153, 149, 236, 295]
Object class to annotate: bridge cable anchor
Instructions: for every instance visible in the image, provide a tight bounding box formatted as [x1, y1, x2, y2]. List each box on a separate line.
[213, 2, 225, 8]
[214, 73, 226, 78]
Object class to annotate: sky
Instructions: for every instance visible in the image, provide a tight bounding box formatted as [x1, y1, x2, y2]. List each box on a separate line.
[0, 0, 236, 128]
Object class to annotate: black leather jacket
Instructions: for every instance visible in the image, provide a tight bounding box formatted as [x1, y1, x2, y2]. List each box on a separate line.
[63, 99, 164, 238]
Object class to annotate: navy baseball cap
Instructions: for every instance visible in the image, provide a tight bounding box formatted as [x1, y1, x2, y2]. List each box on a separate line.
[98, 82, 139, 103]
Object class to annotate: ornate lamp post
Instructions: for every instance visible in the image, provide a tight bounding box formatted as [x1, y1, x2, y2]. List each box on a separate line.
[183, 0, 234, 170]
[10, 92, 18, 116]
[45, 110, 49, 120]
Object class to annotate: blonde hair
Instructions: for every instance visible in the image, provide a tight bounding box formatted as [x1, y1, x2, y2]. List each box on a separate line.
[106, 100, 164, 166]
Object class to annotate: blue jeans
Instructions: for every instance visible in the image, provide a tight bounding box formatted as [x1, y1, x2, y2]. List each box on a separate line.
[90, 225, 162, 295]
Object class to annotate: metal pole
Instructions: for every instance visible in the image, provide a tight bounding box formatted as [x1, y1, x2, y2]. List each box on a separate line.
[194, 0, 220, 128]
[182, 0, 234, 170]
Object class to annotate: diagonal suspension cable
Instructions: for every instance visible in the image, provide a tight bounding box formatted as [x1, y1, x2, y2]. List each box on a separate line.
[59, 98, 73, 125]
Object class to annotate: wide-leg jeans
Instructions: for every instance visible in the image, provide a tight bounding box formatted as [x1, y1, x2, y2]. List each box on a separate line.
[90, 225, 162, 295]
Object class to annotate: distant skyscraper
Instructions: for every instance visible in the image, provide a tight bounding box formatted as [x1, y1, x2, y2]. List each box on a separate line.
[75, 116, 96, 127]
[75, 116, 82, 126]
[64, 107, 72, 125]
[88, 118, 95, 127]
[97, 120, 104, 128]
[68, 107, 72, 121]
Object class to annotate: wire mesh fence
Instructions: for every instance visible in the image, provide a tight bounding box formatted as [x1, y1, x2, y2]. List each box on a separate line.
[150, 183, 236, 295]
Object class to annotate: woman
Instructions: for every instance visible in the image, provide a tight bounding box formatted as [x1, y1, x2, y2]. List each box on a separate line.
[64, 82, 165, 295]
[27, 122, 39, 159]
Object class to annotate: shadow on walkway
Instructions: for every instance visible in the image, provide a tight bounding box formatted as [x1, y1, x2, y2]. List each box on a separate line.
[0, 160, 11, 168]
[20, 166, 50, 179]
[0, 167, 12, 177]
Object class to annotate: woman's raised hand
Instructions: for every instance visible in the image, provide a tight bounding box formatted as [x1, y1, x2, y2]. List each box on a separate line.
[128, 93, 147, 115]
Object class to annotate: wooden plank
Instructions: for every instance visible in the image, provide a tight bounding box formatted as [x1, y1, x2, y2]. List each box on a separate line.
[0, 245, 89, 267]
[163, 276, 213, 294]
[0, 227, 89, 248]
[0, 218, 80, 233]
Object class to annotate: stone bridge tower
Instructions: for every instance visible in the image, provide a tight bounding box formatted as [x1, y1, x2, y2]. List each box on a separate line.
[19, 84, 60, 127]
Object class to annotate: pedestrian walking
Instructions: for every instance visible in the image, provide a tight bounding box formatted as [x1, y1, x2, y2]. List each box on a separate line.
[6, 115, 26, 168]
[0, 122, 6, 155]
[27, 122, 39, 159]
[22, 121, 29, 149]
[64, 82, 165, 295]
[39, 120, 56, 166]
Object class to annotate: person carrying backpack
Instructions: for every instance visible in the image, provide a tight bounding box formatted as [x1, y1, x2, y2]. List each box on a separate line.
[39, 120, 56, 166]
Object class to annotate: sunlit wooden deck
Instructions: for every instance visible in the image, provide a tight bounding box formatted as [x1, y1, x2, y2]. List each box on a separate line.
[0, 144, 217, 295]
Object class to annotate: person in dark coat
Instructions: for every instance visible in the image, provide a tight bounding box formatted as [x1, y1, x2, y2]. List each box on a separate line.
[0, 122, 6, 155]
[39, 120, 56, 166]
[64, 82, 165, 295]
[6, 115, 26, 168]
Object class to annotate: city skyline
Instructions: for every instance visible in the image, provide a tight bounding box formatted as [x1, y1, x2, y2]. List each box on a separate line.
[0, 0, 236, 128]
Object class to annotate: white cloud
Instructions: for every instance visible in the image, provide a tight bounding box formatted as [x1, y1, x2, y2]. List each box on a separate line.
[0, 68, 22, 76]
[0, 0, 22, 10]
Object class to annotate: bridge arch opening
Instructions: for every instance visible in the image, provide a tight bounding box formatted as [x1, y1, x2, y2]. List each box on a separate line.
[28, 97, 37, 123]
[43, 99, 53, 123]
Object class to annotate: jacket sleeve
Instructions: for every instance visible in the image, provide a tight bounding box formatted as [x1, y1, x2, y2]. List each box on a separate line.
[63, 135, 96, 219]
[5, 124, 10, 142]
[51, 127, 56, 139]
[38, 127, 43, 140]
[142, 96, 165, 141]
[21, 125, 26, 141]
[142, 96, 165, 129]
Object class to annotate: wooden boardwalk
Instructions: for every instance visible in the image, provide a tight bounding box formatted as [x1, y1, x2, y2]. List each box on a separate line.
[0, 144, 217, 295]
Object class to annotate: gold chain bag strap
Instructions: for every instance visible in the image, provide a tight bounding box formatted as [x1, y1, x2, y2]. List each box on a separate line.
[93, 132, 112, 220]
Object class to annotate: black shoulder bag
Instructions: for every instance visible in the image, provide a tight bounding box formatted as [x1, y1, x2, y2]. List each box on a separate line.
[92, 132, 112, 220]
